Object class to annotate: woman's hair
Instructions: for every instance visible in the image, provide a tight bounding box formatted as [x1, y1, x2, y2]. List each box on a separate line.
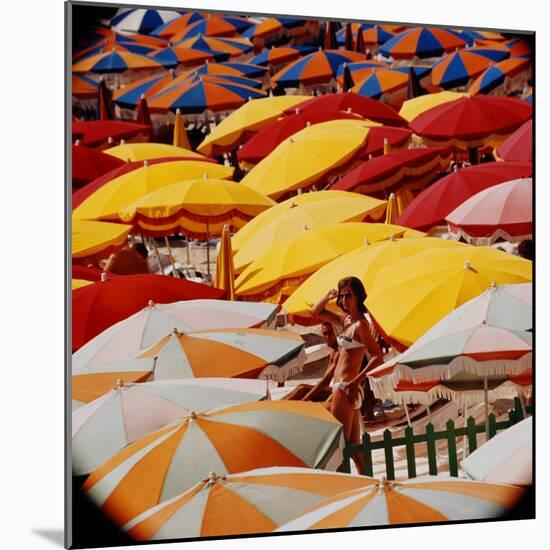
[336, 276, 368, 314]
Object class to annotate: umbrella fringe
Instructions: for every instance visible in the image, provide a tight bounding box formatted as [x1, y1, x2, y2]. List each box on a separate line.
[237, 275, 309, 303]
[417, 130, 519, 150]
[258, 348, 306, 383]
[352, 155, 450, 195]
[446, 226, 532, 246]
[369, 353, 533, 396]
[381, 381, 531, 407]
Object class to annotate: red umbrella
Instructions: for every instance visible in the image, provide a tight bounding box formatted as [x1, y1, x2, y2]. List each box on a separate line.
[285, 92, 407, 126]
[331, 147, 451, 198]
[236, 110, 363, 165]
[445, 177, 532, 244]
[72, 120, 151, 148]
[72, 264, 118, 282]
[408, 95, 532, 149]
[358, 126, 413, 159]
[72, 144, 125, 188]
[72, 157, 215, 209]
[97, 79, 115, 121]
[72, 274, 224, 352]
[496, 120, 532, 163]
[397, 161, 532, 232]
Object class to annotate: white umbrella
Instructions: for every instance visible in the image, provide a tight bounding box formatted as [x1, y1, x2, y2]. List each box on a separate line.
[461, 416, 532, 486]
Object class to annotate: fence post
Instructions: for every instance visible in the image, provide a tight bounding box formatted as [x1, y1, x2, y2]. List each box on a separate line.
[488, 413, 497, 439]
[341, 440, 352, 474]
[404, 426, 417, 479]
[446, 419, 459, 477]
[383, 429, 395, 481]
[466, 416, 478, 454]
[514, 396, 524, 421]
[362, 432, 374, 478]
[426, 423, 438, 475]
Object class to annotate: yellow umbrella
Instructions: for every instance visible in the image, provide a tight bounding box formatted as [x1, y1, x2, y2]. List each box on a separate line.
[282, 236, 458, 324]
[234, 223, 413, 303]
[173, 108, 191, 150]
[366, 246, 533, 349]
[197, 95, 311, 157]
[119, 176, 275, 238]
[72, 279, 93, 290]
[384, 193, 398, 224]
[104, 142, 205, 162]
[240, 121, 371, 200]
[399, 91, 470, 122]
[72, 218, 131, 259]
[215, 224, 236, 300]
[73, 160, 234, 222]
[232, 191, 387, 274]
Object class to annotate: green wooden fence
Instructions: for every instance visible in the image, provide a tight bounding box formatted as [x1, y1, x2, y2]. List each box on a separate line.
[342, 397, 532, 479]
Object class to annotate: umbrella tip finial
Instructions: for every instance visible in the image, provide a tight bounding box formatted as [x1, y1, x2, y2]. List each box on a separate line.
[176, 108, 181, 115]
[189, 411, 197, 420]
[172, 327, 179, 334]
[289, 137, 295, 143]
[75, 139, 81, 146]
[347, 107, 352, 113]
[389, 234, 397, 242]
[203, 173, 209, 179]
[120, 138, 126, 145]
[303, 224, 308, 231]
[465, 260, 473, 270]
[364, 237, 370, 246]
[116, 379, 124, 388]
[143, 159, 149, 167]
[306, 121, 312, 127]
[295, 107, 300, 114]
[389, 192, 395, 199]
[108, 136, 114, 144]
[490, 280, 497, 288]
[147, 299, 155, 308]
[140, 93, 145, 99]
[101, 272, 108, 282]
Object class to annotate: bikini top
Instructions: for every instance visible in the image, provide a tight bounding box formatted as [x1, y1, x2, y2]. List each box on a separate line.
[337, 318, 368, 351]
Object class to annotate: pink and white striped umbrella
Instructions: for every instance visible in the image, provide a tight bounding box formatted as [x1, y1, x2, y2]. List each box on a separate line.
[446, 178, 532, 245]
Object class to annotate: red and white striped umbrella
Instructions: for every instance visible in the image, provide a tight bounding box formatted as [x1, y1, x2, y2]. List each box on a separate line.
[446, 178, 532, 244]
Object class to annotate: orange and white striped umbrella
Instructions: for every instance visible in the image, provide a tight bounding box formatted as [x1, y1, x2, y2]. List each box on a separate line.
[276, 476, 525, 531]
[72, 378, 269, 475]
[83, 401, 343, 527]
[135, 327, 306, 382]
[123, 467, 377, 541]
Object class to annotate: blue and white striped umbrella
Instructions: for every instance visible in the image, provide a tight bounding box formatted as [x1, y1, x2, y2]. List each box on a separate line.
[110, 8, 182, 35]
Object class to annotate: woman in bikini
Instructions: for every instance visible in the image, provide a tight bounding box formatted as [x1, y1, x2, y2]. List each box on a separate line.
[312, 277, 383, 474]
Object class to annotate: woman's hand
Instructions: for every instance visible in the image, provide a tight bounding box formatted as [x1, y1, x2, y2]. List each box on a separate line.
[326, 288, 338, 301]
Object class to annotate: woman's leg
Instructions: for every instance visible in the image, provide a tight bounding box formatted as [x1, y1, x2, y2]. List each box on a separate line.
[330, 388, 355, 442]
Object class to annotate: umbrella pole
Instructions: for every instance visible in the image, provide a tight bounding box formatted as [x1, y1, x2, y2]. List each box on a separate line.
[484, 376, 490, 442]
[186, 235, 190, 265]
[151, 238, 163, 276]
[206, 222, 211, 279]
[164, 236, 179, 278]
[404, 402, 412, 427]
[462, 397, 469, 460]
